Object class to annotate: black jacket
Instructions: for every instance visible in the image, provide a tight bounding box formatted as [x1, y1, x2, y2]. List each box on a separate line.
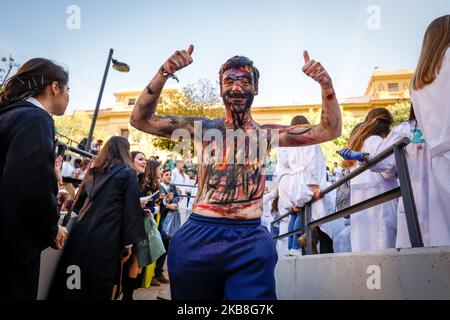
[0, 101, 59, 299]
[49, 164, 146, 300]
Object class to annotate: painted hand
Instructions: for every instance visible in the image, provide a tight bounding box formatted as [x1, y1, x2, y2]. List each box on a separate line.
[163, 44, 194, 74]
[302, 50, 332, 89]
[337, 148, 366, 162]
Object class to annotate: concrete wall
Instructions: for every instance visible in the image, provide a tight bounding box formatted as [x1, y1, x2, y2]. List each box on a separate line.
[275, 246, 450, 300]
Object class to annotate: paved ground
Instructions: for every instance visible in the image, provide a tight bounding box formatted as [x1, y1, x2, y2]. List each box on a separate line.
[131, 270, 171, 300]
[133, 282, 171, 300]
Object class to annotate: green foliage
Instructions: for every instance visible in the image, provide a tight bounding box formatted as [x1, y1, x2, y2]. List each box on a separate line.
[387, 101, 411, 126]
[279, 108, 363, 167]
[54, 111, 109, 147]
[152, 78, 225, 154]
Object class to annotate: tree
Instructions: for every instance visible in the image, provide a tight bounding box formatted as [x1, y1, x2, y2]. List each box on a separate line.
[387, 101, 411, 126]
[54, 111, 109, 148]
[0, 55, 20, 88]
[151, 78, 225, 154]
[278, 108, 363, 167]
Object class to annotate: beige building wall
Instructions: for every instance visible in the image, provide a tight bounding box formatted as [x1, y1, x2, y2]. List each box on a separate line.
[76, 68, 414, 140]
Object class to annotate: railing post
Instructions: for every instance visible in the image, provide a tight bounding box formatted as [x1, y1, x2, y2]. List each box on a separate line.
[305, 202, 313, 255]
[393, 144, 423, 247]
[270, 221, 274, 237]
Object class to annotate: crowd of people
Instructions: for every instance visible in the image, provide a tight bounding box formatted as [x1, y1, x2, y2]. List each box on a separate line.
[0, 15, 448, 300]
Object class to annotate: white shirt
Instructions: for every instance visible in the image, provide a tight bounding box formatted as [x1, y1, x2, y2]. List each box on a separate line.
[26, 97, 49, 114]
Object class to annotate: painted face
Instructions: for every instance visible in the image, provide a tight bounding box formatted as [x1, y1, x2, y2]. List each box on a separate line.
[221, 66, 256, 113]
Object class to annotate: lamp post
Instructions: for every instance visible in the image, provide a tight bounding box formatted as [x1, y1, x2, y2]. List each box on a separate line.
[85, 48, 130, 152]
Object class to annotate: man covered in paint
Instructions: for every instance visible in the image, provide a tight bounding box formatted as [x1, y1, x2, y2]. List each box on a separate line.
[130, 45, 341, 299]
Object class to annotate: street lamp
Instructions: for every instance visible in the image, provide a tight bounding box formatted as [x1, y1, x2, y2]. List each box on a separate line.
[85, 48, 130, 152]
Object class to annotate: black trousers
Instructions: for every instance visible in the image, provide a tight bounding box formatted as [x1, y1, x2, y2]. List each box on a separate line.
[318, 227, 334, 254]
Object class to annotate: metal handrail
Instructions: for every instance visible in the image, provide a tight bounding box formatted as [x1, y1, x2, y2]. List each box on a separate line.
[271, 137, 423, 254]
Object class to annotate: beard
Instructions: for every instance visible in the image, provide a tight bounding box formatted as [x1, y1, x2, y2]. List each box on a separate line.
[223, 92, 254, 114]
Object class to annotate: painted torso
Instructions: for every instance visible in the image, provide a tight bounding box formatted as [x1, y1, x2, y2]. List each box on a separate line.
[191, 119, 270, 219]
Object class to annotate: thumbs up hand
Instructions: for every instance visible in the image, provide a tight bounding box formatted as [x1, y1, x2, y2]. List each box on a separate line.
[163, 44, 194, 74]
[301, 50, 332, 89]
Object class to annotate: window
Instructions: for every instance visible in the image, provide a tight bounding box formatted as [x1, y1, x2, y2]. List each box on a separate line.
[128, 98, 136, 106]
[121, 129, 129, 140]
[388, 83, 399, 92]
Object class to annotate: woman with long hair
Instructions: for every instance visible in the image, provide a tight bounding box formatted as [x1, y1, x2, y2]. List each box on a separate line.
[49, 136, 146, 300]
[121, 151, 158, 300]
[0, 58, 70, 299]
[341, 108, 399, 252]
[368, 106, 431, 248]
[140, 160, 168, 288]
[411, 15, 450, 246]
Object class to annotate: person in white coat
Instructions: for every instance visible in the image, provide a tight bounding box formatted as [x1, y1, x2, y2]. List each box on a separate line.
[340, 107, 430, 248]
[340, 108, 399, 252]
[410, 15, 450, 246]
[171, 160, 192, 224]
[261, 187, 277, 230]
[278, 115, 339, 255]
[275, 147, 294, 256]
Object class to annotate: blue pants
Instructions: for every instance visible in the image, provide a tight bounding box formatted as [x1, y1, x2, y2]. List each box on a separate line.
[288, 212, 302, 250]
[168, 213, 278, 300]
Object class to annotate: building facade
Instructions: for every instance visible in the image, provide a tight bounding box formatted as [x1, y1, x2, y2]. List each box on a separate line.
[77, 68, 414, 139]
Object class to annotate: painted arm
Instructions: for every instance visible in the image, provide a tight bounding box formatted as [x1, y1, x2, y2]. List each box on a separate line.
[269, 51, 342, 147]
[130, 45, 211, 138]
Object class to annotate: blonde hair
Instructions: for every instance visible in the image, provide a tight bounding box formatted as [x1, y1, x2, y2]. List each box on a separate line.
[412, 15, 450, 90]
[342, 108, 393, 168]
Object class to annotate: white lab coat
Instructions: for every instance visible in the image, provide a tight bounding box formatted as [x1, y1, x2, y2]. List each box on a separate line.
[411, 47, 450, 246]
[288, 144, 341, 239]
[61, 161, 74, 178]
[171, 168, 192, 224]
[370, 121, 430, 247]
[350, 135, 399, 252]
[275, 146, 314, 255]
[275, 147, 294, 256]
[261, 189, 277, 230]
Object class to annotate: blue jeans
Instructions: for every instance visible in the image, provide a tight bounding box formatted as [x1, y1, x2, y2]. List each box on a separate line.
[288, 211, 302, 250]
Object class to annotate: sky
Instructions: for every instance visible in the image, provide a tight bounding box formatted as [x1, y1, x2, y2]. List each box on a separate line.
[1, 0, 449, 114]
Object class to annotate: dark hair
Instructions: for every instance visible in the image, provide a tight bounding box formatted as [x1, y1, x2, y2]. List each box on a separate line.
[0, 58, 68, 107]
[131, 151, 147, 192]
[91, 136, 133, 174]
[162, 167, 172, 174]
[145, 160, 162, 193]
[409, 103, 416, 122]
[74, 158, 82, 168]
[291, 115, 310, 126]
[271, 195, 279, 214]
[219, 56, 260, 92]
[343, 108, 393, 168]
